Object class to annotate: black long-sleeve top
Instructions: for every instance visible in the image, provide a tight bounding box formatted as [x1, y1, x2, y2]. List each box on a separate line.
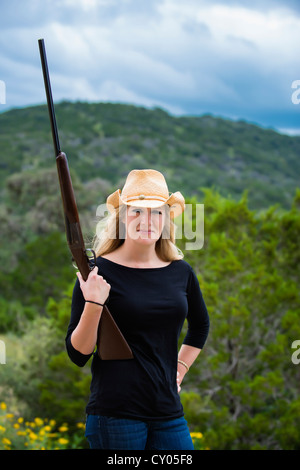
[65, 257, 210, 421]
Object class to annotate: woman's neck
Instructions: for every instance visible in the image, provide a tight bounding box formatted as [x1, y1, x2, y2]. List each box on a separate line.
[104, 240, 168, 268]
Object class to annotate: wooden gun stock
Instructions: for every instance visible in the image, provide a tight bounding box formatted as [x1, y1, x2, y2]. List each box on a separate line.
[38, 38, 133, 361]
[55, 152, 90, 280]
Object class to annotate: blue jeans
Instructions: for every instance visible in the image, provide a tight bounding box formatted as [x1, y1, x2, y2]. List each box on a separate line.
[85, 414, 194, 450]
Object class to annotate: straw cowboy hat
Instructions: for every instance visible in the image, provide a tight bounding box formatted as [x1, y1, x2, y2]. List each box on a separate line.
[106, 169, 185, 218]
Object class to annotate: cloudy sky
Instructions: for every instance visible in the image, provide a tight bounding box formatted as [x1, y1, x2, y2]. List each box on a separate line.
[0, 0, 300, 134]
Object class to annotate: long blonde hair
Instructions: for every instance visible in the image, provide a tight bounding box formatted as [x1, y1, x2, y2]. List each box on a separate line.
[92, 204, 183, 261]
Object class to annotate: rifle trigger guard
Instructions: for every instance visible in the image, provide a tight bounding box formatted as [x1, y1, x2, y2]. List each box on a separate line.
[86, 249, 96, 269]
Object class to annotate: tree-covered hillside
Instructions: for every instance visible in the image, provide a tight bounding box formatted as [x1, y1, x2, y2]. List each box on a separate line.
[1, 101, 299, 211]
[1, 100, 298, 272]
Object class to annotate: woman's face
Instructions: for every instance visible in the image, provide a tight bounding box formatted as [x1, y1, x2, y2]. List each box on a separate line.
[124, 205, 167, 244]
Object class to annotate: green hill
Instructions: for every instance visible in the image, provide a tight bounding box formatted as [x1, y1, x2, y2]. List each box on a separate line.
[1, 101, 299, 211]
[1, 100, 299, 271]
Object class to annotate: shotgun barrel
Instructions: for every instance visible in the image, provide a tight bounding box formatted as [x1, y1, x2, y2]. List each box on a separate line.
[38, 39, 133, 360]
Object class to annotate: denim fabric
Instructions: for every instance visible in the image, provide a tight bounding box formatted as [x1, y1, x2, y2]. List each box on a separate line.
[85, 414, 194, 450]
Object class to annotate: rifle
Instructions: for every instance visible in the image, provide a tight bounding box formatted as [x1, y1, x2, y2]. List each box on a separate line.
[38, 38, 133, 361]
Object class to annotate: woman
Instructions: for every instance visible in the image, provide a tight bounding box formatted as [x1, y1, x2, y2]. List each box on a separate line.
[65, 169, 210, 450]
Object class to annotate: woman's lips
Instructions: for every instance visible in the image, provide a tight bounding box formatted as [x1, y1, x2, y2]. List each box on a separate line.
[137, 229, 154, 234]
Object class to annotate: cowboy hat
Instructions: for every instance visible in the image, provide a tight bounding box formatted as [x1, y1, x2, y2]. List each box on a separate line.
[106, 169, 185, 218]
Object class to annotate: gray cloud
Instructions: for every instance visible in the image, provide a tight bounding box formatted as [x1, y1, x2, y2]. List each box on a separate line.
[0, 0, 299, 134]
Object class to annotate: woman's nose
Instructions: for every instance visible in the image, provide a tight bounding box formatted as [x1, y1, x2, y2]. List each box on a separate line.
[139, 209, 151, 225]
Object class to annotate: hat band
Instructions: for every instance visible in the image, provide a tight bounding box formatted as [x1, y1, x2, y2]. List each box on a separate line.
[123, 195, 168, 203]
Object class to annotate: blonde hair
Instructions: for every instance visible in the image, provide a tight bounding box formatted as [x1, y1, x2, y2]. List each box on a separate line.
[92, 204, 183, 261]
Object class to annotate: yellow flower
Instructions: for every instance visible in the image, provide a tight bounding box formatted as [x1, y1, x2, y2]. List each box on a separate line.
[5, 413, 14, 419]
[49, 420, 56, 427]
[76, 422, 85, 429]
[17, 431, 26, 436]
[13, 423, 20, 429]
[18, 417, 24, 424]
[58, 438, 69, 445]
[58, 425, 68, 432]
[0, 426, 6, 433]
[2, 437, 12, 446]
[191, 432, 203, 439]
[0, 402, 6, 410]
[43, 425, 51, 432]
[29, 432, 38, 441]
[34, 417, 44, 427]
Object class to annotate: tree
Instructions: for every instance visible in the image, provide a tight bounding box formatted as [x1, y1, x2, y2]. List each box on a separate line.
[178, 189, 300, 449]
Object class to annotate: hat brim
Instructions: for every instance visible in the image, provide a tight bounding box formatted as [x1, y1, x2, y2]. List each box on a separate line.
[106, 189, 185, 218]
